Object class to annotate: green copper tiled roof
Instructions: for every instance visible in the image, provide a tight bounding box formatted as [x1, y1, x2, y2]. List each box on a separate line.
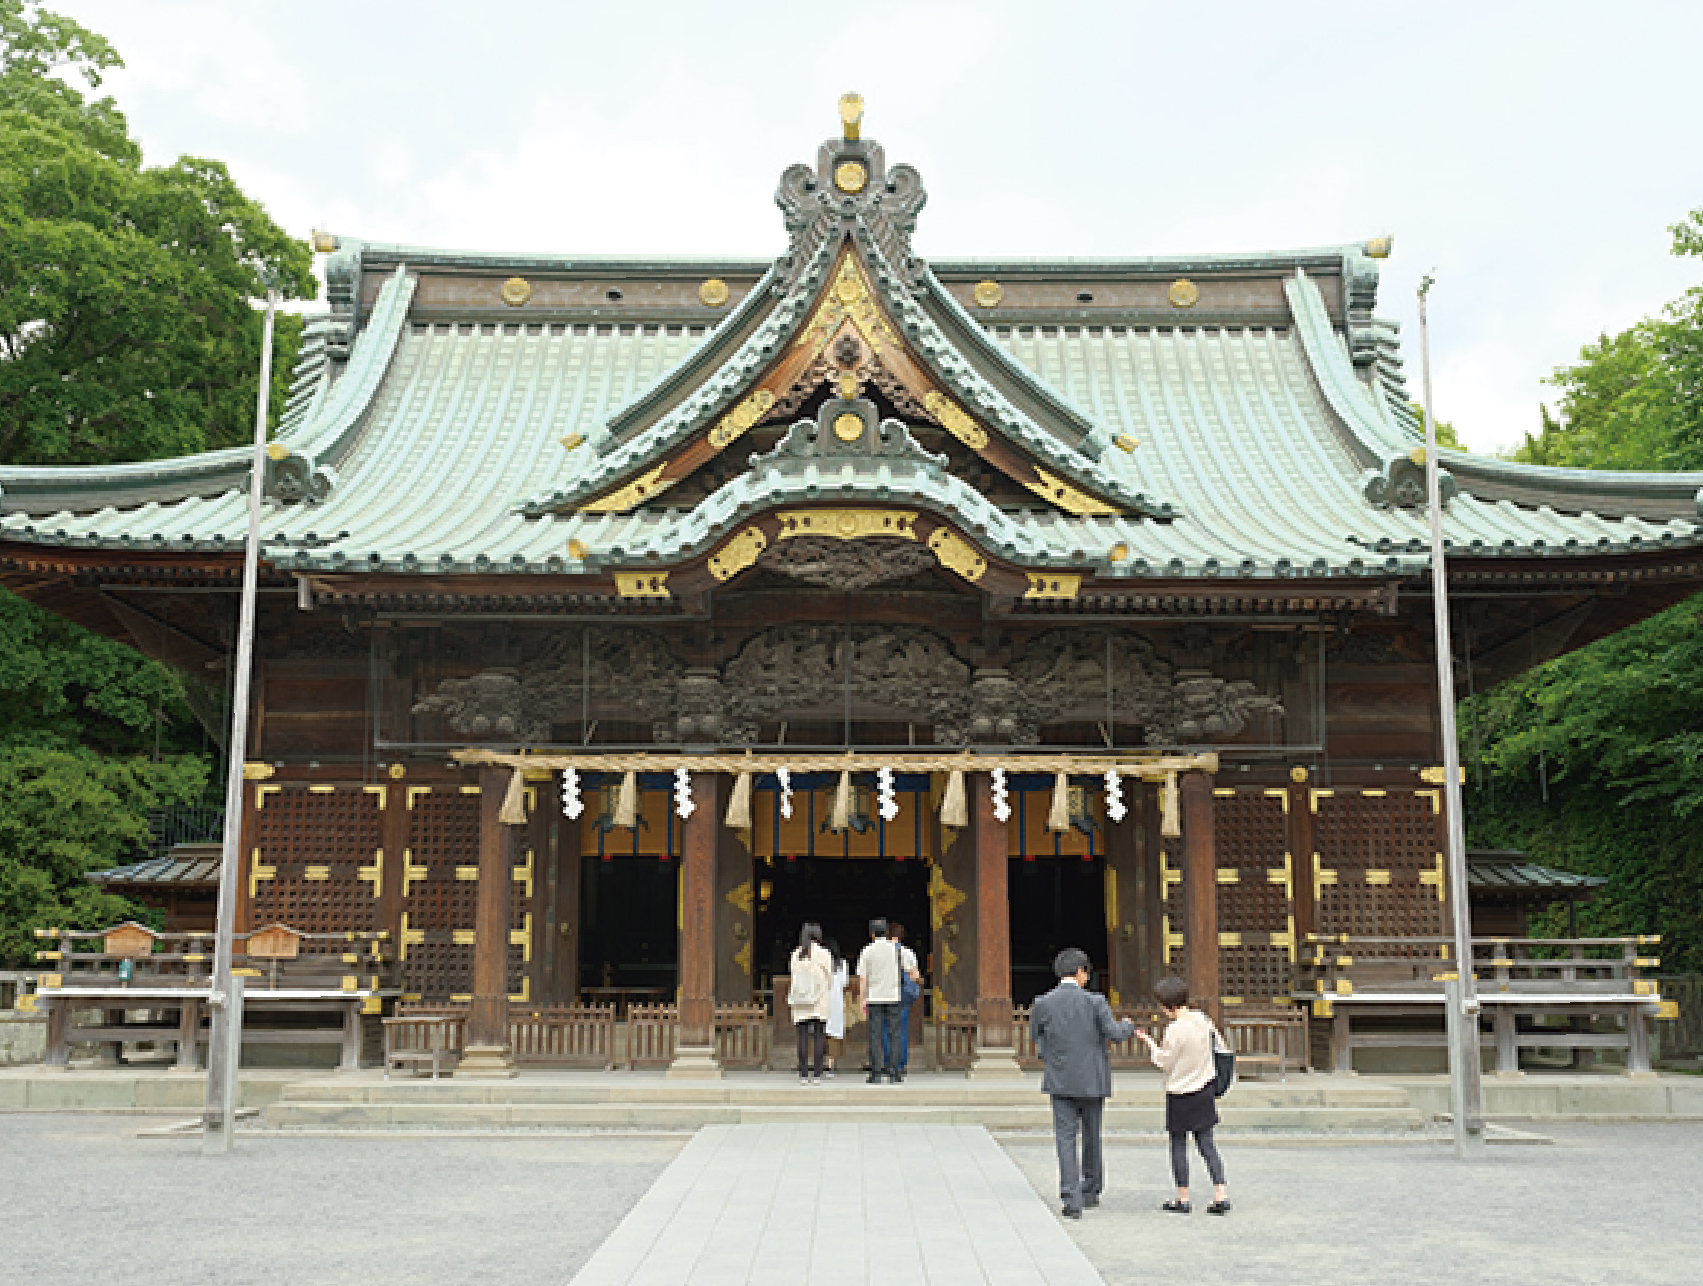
[3, 240, 1701, 579]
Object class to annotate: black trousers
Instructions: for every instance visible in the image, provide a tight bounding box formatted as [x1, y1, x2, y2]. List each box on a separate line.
[866, 1002, 902, 1076]
[1169, 1128, 1226, 1188]
[1051, 1095, 1105, 1211]
[795, 1018, 826, 1077]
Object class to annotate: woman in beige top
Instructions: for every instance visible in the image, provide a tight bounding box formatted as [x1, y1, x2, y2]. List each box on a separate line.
[1137, 976, 1230, 1214]
[787, 922, 834, 1084]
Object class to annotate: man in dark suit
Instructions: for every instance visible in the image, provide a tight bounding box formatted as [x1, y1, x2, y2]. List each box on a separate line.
[1030, 947, 1136, 1219]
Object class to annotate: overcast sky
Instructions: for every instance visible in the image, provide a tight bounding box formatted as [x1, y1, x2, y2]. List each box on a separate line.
[59, 0, 1703, 455]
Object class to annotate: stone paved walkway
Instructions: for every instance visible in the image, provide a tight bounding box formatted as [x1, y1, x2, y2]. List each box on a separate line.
[569, 1123, 1102, 1286]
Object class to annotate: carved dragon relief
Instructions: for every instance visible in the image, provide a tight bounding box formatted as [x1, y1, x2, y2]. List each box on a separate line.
[413, 624, 1283, 748]
[1006, 629, 1284, 746]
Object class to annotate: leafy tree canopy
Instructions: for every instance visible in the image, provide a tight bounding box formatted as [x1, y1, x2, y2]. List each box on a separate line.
[1464, 207, 1703, 970]
[0, 3, 315, 466]
[1514, 209, 1703, 473]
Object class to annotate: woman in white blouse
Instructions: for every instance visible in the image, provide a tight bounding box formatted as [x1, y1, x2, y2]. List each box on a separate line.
[1137, 976, 1230, 1214]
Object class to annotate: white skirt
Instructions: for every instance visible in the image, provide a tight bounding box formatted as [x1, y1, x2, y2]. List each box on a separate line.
[826, 965, 848, 1039]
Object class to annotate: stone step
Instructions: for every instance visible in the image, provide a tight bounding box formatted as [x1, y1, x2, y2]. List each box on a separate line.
[273, 1079, 1414, 1111]
[262, 1098, 1426, 1133]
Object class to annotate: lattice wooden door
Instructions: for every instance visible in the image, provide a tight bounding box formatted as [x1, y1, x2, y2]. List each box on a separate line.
[249, 784, 383, 935]
[1311, 787, 1447, 946]
[1213, 788, 1296, 1004]
[397, 783, 538, 1001]
[400, 786, 481, 999]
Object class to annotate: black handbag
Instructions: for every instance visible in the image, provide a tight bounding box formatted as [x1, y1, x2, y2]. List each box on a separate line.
[1211, 1025, 1236, 1098]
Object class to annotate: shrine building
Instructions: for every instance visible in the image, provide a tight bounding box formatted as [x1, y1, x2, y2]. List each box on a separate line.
[5, 98, 1701, 1075]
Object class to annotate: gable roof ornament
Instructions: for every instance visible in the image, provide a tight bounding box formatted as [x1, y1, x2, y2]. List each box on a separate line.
[519, 100, 1174, 526]
[775, 94, 928, 295]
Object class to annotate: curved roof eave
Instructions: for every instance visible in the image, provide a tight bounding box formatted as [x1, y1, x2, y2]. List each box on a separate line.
[0, 269, 416, 517]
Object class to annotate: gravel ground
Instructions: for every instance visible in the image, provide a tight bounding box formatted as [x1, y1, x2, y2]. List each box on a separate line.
[0, 1116, 683, 1286]
[1002, 1122, 1703, 1286]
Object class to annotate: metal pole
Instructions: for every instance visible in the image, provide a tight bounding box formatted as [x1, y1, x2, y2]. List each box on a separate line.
[203, 288, 278, 1153]
[1417, 275, 1485, 1155]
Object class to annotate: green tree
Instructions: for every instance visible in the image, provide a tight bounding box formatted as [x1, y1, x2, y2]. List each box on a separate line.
[1464, 207, 1703, 970]
[0, 6, 311, 963]
[0, 4, 314, 466]
[1515, 209, 1703, 473]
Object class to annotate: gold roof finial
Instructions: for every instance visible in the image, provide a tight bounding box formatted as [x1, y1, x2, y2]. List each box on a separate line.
[839, 92, 864, 141]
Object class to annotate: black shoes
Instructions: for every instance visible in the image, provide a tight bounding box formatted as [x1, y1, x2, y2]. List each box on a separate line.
[866, 1074, 882, 1084]
[1162, 1199, 1191, 1214]
[1061, 1205, 1082, 1220]
[1207, 1199, 1231, 1216]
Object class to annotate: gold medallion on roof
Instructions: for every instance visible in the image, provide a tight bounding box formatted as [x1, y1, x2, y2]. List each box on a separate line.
[500, 276, 532, 307]
[834, 413, 864, 443]
[834, 161, 868, 193]
[699, 278, 730, 307]
[972, 280, 1004, 309]
[1167, 278, 1200, 309]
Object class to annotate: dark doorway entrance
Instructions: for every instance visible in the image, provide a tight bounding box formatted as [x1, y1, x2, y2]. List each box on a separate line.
[1009, 856, 1108, 1005]
[579, 855, 678, 1000]
[755, 857, 930, 995]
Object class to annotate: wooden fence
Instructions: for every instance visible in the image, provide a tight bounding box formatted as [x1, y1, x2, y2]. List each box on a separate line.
[626, 1003, 678, 1069]
[511, 1005, 616, 1069]
[1656, 975, 1701, 1064]
[935, 1003, 1167, 1071]
[714, 1003, 771, 1069]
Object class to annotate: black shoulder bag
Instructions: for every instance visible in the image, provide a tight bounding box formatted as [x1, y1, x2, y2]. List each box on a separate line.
[1211, 1022, 1236, 1098]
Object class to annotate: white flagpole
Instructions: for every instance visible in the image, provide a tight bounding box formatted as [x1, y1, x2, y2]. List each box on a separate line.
[203, 285, 278, 1154]
[1417, 274, 1485, 1155]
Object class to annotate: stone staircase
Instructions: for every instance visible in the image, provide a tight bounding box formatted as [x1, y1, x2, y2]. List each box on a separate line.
[261, 1072, 1429, 1135]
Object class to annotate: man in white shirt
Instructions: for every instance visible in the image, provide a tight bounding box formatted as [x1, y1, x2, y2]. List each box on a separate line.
[855, 918, 903, 1084]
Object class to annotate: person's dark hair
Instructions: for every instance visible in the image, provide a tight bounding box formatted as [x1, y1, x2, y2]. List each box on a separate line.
[869, 918, 888, 938]
[889, 921, 906, 942]
[823, 936, 841, 968]
[1155, 977, 1189, 1010]
[796, 922, 822, 957]
[1054, 947, 1091, 979]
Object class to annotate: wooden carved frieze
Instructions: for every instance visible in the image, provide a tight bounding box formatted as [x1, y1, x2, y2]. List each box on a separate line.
[757, 534, 938, 590]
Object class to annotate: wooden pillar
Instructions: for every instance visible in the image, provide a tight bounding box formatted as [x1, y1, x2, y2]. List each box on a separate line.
[668, 771, 721, 1078]
[933, 792, 978, 1012]
[1181, 770, 1220, 1027]
[379, 770, 410, 983]
[542, 784, 582, 1007]
[969, 771, 1021, 1079]
[458, 767, 515, 1077]
[1104, 790, 1143, 1010]
[714, 776, 755, 1004]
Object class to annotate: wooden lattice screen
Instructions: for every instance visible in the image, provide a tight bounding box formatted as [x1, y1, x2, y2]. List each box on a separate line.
[1312, 788, 1448, 948]
[249, 785, 382, 936]
[1213, 787, 1296, 1004]
[401, 786, 481, 999]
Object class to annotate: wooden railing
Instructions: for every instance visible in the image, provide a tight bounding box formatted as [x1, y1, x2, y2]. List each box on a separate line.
[32, 925, 397, 991]
[511, 1005, 615, 1068]
[934, 1003, 1167, 1071]
[626, 1003, 678, 1068]
[933, 1004, 977, 1070]
[1302, 935, 1664, 1074]
[1654, 975, 1700, 1064]
[714, 1003, 771, 1069]
[1302, 934, 1662, 997]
